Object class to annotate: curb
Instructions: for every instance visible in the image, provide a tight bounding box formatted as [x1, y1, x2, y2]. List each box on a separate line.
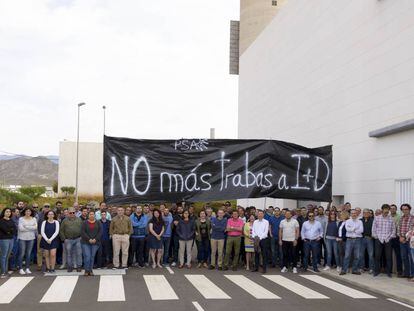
[319, 271, 414, 307]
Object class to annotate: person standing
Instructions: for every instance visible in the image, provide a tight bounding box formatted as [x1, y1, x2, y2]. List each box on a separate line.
[301, 211, 323, 272]
[405, 226, 414, 282]
[36, 203, 50, 271]
[95, 202, 111, 221]
[195, 210, 211, 268]
[176, 210, 195, 269]
[315, 206, 327, 266]
[162, 206, 173, 266]
[209, 209, 227, 270]
[323, 211, 340, 272]
[110, 207, 133, 269]
[390, 204, 403, 276]
[337, 211, 349, 270]
[279, 210, 299, 273]
[398, 204, 414, 279]
[129, 205, 148, 267]
[18, 207, 37, 275]
[224, 210, 244, 271]
[251, 210, 269, 273]
[59, 207, 83, 272]
[0, 208, 16, 278]
[40, 210, 60, 273]
[97, 210, 112, 268]
[148, 209, 165, 269]
[340, 209, 363, 275]
[244, 214, 255, 271]
[81, 211, 102, 276]
[359, 209, 374, 273]
[372, 204, 395, 277]
[269, 207, 284, 268]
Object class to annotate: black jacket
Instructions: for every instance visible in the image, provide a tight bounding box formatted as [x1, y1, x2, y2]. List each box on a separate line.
[0, 218, 16, 239]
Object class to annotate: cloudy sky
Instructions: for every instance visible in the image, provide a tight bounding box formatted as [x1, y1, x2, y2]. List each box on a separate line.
[0, 0, 239, 156]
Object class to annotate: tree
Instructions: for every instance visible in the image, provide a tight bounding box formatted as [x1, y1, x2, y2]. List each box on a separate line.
[52, 180, 58, 193]
[61, 186, 76, 197]
[19, 186, 46, 199]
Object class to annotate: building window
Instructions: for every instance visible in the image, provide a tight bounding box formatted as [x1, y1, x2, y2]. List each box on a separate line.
[395, 179, 412, 207]
[272, 0, 278, 6]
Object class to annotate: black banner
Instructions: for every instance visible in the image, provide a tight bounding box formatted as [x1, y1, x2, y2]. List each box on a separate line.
[103, 136, 332, 204]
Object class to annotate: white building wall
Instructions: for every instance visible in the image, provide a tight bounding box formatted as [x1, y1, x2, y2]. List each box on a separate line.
[238, 0, 414, 210]
[58, 141, 103, 196]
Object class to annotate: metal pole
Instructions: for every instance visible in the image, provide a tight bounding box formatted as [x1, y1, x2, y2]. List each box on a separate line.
[102, 105, 106, 136]
[75, 102, 85, 203]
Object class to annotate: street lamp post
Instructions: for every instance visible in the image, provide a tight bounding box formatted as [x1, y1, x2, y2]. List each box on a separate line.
[75, 102, 86, 203]
[102, 105, 106, 136]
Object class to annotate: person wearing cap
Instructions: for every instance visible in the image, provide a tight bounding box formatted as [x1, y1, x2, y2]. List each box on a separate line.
[59, 207, 83, 272]
[36, 203, 50, 271]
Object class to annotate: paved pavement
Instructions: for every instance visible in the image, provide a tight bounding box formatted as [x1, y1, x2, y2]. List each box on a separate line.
[0, 267, 413, 311]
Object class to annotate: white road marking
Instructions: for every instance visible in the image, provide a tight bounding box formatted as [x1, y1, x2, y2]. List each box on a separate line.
[387, 298, 414, 310]
[143, 275, 179, 300]
[166, 267, 174, 274]
[185, 275, 231, 299]
[40, 276, 79, 303]
[224, 275, 280, 299]
[301, 275, 376, 299]
[97, 275, 125, 301]
[0, 277, 33, 304]
[192, 301, 205, 311]
[263, 275, 329, 299]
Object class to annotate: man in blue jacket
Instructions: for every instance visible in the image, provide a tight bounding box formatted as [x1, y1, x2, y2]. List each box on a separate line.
[162, 206, 173, 266]
[130, 206, 148, 267]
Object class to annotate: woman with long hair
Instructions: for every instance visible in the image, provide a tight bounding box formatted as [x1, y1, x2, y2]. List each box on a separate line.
[244, 214, 255, 270]
[40, 210, 60, 273]
[81, 210, 102, 276]
[0, 208, 16, 278]
[195, 210, 210, 268]
[148, 209, 165, 268]
[323, 211, 340, 272]
[18, 207, 37, 275]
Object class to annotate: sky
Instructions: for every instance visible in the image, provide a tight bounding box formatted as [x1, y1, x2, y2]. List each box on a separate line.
[0, 0, 239, 156]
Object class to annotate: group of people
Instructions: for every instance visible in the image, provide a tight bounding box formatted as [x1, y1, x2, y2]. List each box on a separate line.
[0, 200, 413, 281]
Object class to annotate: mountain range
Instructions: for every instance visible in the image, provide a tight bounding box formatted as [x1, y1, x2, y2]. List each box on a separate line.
[0, 155, 58, 186]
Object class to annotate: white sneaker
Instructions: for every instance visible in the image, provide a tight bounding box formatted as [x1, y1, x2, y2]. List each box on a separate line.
[59, 265, 66, 270]
[293, 267, 298, 274]
[336, 267, 341, 272]
[25, 268, 32, 274]
[171, 262, 177, 267]
[281, 267, 288, 273]
[323, 266, 330, 271]
[19, 269, 26, 275]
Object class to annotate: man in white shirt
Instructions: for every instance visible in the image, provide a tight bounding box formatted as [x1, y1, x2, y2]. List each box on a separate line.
[301, 211, 323, 272]
[251, 210, 270, 273]
[279, 210, 300, 273]
[340, 209, 363, 275]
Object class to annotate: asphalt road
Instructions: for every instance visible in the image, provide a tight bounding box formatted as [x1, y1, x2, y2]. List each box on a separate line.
[0, 267, 412, 311]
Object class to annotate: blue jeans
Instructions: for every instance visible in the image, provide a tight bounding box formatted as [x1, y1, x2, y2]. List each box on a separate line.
[65, 238, 82, 268]
[9, 236, 19, 269]
[0, 239, 14, 274]
[359, 237, 374, 271]
[400, 241, 414, 277]
[325, 238, 339, 267]
[19, 239, 35, 269]
[303, 240, 319, 270]
[162, 237, 171, 264]
[270, 237, 283, 267]
[81, 243, 99, 272]
[196, 238, 210, 264]
[342, 238, 361, 273]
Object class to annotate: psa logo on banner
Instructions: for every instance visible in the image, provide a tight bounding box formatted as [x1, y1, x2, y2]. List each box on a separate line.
[174, 139, 209, 151]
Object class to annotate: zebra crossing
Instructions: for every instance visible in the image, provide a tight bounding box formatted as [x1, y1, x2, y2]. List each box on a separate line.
[0, 273, 377, 304]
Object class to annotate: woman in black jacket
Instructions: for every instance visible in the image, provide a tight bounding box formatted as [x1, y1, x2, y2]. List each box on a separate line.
[81, 211, 102, 276]
[0, 208, 16, 278]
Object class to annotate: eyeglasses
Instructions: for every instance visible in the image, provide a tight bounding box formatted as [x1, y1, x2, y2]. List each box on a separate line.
[308, 215, 314, 217]
[69, 212, 75, 214]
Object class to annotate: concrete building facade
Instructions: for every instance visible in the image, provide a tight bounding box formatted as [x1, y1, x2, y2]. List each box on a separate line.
[237, 0, 414, 210]
[58, 141, 103, 197]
